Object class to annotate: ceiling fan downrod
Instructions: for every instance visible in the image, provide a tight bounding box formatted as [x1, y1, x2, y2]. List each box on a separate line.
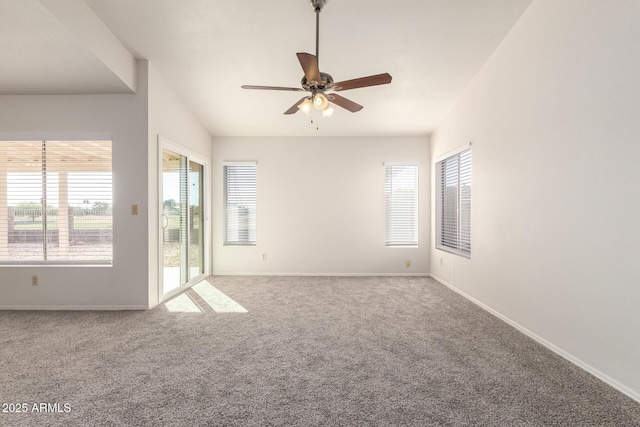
[310, 0, 327, 66]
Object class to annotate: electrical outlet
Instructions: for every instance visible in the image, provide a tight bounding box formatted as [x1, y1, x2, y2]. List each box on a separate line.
[405, 260, 411, 268]
[31, 275, 38, 286]
[261, 253, 267, 261]
[131, 204, 138, 215]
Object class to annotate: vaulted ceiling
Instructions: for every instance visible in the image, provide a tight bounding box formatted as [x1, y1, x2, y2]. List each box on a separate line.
[0, 0, 533, 136]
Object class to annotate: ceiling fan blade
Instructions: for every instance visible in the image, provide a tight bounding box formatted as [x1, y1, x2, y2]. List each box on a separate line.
[330, 73, 392, 91]
[327, 93, 363, 112]
[284, 97, 309, 115]
[242, 85, 304, 92]
[296, 52, 322, 86]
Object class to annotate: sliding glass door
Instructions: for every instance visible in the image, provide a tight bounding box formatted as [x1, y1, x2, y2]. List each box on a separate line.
[161, 144, 206, 297]
[188, 160, 204, 280]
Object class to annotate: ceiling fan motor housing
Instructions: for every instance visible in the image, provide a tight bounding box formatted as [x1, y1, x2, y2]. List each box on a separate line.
[301, 72, 334, 91]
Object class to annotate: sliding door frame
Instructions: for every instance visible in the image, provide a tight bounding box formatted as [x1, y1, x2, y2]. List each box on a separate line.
[158, 136, 210, 302]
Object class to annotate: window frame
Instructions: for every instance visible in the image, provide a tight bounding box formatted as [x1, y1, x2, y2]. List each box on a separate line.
[223, 161, 257, 246]
[385, 162, 419, 248]
[435, 143, 472, 259]
[0, 139, 113, 266]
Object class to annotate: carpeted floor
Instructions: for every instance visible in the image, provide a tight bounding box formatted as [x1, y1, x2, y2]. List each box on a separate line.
[1, 276, 639, 426]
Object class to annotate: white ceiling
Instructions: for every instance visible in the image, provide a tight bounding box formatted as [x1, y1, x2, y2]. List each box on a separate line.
[0, 0, 132, 94]
[0, 0, 533, 136]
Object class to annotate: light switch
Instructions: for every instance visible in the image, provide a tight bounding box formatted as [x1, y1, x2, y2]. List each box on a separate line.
[131, 204, 138, 215]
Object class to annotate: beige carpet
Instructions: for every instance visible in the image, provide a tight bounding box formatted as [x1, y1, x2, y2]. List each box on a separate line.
[1, 276, 639, 426]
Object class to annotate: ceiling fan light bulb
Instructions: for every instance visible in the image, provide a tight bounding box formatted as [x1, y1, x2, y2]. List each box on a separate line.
[322, 106, 335, 117]
[313, 93, 329, 110]
[298, 98, 312, 115]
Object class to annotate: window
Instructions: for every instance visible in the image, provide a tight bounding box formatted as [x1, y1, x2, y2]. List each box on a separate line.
[385, 163, 419, 247]
[436, 145, 472, 258]
[223, 162, 256, 245]
[0, 140, 112, 265]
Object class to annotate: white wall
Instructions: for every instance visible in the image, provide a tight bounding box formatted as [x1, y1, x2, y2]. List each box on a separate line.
[0, 61, 149, 309]
[430, 0, 640, 400]
[212, 136, 430, 276]
[0, 60, 212, 309]
[147, 63, 212, 307]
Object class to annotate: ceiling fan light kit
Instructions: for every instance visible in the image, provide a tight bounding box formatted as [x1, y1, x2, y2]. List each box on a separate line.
[241, 0, 392, 119]
[322, 106, 335, 117]
[314, 93, 329, 110]
[297, 98, 312, 115]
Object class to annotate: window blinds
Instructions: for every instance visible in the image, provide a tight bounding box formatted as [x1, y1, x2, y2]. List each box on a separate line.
[223, 162, 257, 245]
[436, 146, 471, 258]
[0, 141, 112, 264]
[385, 164, 419, 246]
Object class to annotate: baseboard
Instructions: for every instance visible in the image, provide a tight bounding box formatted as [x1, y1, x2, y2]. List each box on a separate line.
[0, 305, 148, 311]
[429, 274, 640, 404]
[212, 272, 430, 277]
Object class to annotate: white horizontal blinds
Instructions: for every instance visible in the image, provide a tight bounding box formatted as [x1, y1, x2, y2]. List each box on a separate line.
[436, 146, 471, 257]
[0, 141, 112, 264]
[223, 162, 257, 245]
[178, 154, 189, 283]
[385, 164, 418, 246]
[458, 148, 472, 254]
[440, 155, 459, 253]
[0, 142, 43, 261]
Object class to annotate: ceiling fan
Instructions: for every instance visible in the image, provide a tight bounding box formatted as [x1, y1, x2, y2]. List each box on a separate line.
[241, 0, 392, 117]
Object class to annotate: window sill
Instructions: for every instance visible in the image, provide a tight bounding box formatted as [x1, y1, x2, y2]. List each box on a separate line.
[436, 245, 471, 259]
